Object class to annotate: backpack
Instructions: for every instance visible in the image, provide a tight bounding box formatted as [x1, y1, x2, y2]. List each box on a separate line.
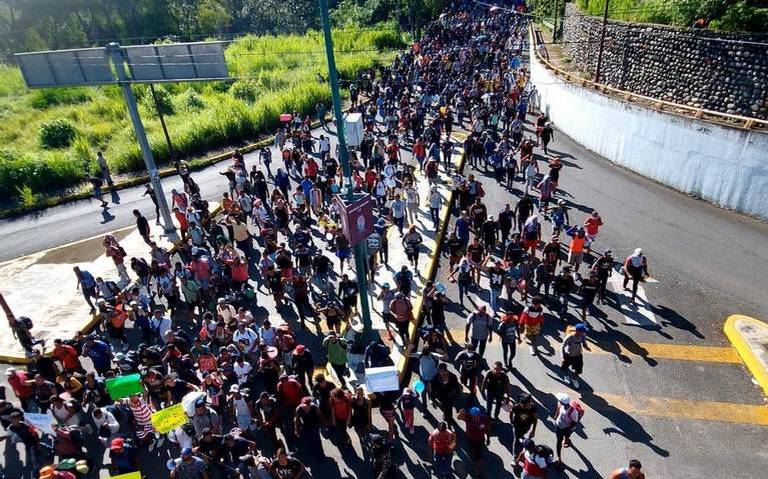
[569, 400, 585, 423]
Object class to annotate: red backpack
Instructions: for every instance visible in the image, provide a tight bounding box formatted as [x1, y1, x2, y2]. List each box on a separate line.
[569, 400, 585, 423]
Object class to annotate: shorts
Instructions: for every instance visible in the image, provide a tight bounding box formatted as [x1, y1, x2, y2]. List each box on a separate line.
[568, 251, 583, 265]
[406, 251, 419, 261]
[337, 248, 351, 259]
[561, 354, 584, 375]
[523, 239, 538, 249]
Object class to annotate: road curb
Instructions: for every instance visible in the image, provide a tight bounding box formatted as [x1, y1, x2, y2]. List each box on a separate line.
[397, 147, 468, 385]
[724, 314, 768, 398]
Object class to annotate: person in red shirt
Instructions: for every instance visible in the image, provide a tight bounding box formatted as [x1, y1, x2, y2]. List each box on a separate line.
[173, 207, 190, 239]
[583, 211, 604, 253]
[520, 296, 545, 355]
[458, 406, 490, 477]
[428, 421, 456, 479]
[6, 367, 34, 410]
[330, 387, 352, 446]
[304, 157, 319, 180]
[226, 256, 249, 290]
[53, 339, 83, 374]
[276, 374, 303, 425]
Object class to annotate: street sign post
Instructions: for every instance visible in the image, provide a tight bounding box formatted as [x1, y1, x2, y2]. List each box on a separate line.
[318, 0, 373, 339]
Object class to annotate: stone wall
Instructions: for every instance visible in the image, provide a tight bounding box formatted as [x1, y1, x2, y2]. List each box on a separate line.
[561, 3, 768, 119]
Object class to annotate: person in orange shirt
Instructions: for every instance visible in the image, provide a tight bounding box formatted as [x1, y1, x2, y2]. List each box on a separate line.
[565, 225, 587, 272]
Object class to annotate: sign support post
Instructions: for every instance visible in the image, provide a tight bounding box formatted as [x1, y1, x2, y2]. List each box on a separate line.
[318, 0, 373, 340]
[107, 43, 177, 237]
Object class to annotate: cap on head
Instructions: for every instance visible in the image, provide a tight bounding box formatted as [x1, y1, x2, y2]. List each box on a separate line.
[469, 406, 481, 416]
[110, 437, 125, 451]
[181, 446, 193, 455]
[556, 392, 570, 405]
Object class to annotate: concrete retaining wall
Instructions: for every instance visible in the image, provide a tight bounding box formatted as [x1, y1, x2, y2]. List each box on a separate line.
[561, 3, 768, 119]
[530, 43, 768, 220]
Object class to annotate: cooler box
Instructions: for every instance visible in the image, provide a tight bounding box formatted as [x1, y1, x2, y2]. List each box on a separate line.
[344, 112, 363, 148]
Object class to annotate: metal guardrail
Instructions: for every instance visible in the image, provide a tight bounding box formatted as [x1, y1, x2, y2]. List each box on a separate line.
[529, 26, 768, 132]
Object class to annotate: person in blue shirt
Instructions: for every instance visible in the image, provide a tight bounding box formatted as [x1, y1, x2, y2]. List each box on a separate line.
[73, 266, 98, 312]
[454, 212, 472, 247]
[84, 336, 113, 375]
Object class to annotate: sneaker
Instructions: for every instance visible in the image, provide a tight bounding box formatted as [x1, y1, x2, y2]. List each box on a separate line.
[562, 375, 571, 384]
[529, 346, 536, 355]
[572, 377, 580, 389]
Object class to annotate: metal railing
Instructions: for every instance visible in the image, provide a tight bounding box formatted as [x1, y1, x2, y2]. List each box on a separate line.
[529, 25, 768, 132]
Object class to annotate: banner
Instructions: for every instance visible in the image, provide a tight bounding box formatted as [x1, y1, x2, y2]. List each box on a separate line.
[151, 404, 189, 434]
[106, 373, 144, 400]
[24, 412, 55, 436]
[111, 472, 141, 479]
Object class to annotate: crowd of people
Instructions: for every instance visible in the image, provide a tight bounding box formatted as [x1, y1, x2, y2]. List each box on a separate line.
[1, 2, 649, 479]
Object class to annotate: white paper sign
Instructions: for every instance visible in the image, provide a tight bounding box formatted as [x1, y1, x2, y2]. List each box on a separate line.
[24, 412, 55, 436]
[364, 366, 399, 393]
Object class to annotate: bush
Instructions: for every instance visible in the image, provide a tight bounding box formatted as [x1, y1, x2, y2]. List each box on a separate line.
[30, 88, 90, 109]
[39, 119, 77, 148]
[231, 80, 260, 103]
[0, 148, 83, 200]
[176, 90, 207, 112]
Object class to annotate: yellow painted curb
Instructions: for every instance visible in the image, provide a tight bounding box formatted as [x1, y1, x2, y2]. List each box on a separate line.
[724, 314, 768, 398]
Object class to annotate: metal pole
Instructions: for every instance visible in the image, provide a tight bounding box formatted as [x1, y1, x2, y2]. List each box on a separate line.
[553, 0, 559, 41]
[318, 0, 373, 339]
[149, 84, 176, 163]
[595, 0, 610, 82]
[107, 43, 177, 237]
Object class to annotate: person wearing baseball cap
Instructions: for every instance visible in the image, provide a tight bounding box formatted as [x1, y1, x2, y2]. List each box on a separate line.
[171, 446, 207, 479]
[108, 437, 139, 475]
[561, 323, 590, 389]
[553, 392, 583, 466]
[458, 405, 490, 477]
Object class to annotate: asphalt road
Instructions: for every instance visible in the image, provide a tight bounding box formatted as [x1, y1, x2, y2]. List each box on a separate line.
[1, 104, 768, 478]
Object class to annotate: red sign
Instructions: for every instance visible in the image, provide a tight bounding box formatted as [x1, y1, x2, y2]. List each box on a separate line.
[198, 354, 217, 372]
[336, 194, 374, 247]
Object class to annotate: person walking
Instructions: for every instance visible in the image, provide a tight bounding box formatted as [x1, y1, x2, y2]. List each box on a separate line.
[482, 361, 509, 421]
[322, 332, 349, 388]
[133, 209, 151, 244]
[561, 323, 590, 389]
[96, 151, 113, 187]
[428, 421, 457, 479]
[553, 392, 584, 466]
[465, 305, 493, 357]
[622, 248, 650, 304]
[497, 312, 522, 369]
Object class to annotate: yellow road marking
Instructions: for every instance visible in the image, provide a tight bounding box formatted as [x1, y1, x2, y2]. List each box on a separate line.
[724, 314, 768, 397]
[592, 392, 768, 426]
[445, 328, 739, 363]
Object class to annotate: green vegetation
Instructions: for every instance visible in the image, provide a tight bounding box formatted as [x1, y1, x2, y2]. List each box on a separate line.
[0, 28, 402, 202]
[571, 0, 768, 32]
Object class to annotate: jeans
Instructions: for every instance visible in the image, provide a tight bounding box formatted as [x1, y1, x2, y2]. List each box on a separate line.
[502, 341, 517, 368]
[430, 207, 440, 228]
[470, 337, 488, 358]
[486, 393, 504, 419]
[556, 293, 569, 319]
[394, 215, 405, 234]
[458, 282, 468, 305]
[433, 452, 453, 478]
[490, 287, 503, 313]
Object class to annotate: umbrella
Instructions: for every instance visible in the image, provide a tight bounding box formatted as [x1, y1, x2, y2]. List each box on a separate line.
[181, 391, 207, 417]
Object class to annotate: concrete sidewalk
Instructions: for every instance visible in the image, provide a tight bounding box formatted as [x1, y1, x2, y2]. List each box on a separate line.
[340, 132, 467, 391]
[0, 211, 201, 361]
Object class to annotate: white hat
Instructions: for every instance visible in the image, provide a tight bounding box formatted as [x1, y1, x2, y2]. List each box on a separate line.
[230, 384, 240, 393]
[556, 392, 570, 405]
[5, 367, 17, 376]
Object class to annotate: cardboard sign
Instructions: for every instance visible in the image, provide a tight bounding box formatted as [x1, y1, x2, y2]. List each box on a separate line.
[198, 354, 217, 372]
[24, 412, 55, 436]
[364, 366, 399, 392]
[111, 472, 141, 479]
[150, 404, 189, 434]
[106, 373, 144, 400]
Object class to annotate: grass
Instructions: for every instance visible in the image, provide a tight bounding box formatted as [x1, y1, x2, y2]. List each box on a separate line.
[0, 28, 402, 204]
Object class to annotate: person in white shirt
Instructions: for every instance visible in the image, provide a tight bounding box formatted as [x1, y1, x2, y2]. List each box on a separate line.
[233, 356, 253, 385]
[92, 407, 120, 446]
[151, 310, 172, 344]
[259, 320, 277, 347]
[233, 322, 259, 356]
[428, 186, 442, 230]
